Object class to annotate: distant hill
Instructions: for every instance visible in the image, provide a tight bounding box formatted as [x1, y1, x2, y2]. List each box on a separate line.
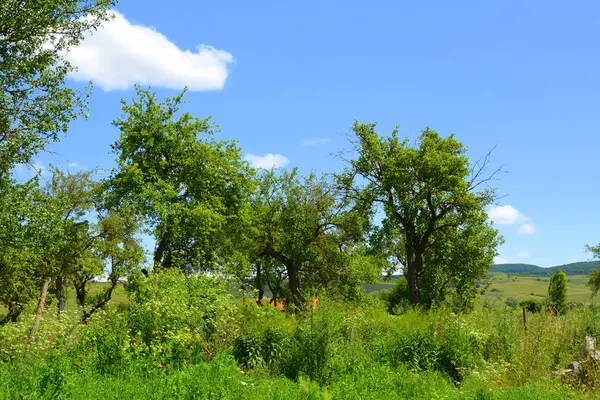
[491, 261, 600, 276]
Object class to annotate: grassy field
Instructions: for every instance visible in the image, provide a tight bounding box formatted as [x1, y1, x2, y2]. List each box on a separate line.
[365, 272, 594, 309]
[478, 273, 592, 307]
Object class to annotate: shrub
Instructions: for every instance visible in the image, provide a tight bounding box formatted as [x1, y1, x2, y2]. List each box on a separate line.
[520, 299, 543, 313]
[548, 269, 568, 315]
[505, 297, 519, 309]
[385, 277, 411, 314]
[125, 269, 235, 366]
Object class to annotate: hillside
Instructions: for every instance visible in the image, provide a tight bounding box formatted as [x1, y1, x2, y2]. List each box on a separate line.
[491, 261, 600, 276]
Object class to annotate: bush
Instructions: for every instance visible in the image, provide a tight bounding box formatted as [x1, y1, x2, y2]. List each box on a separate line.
[125, 269, 235, 366]
[520, 299, 543, 313]
[505, 297, 519, 309]
[385, 277, 411, 314]
[548, 269, 568, 315]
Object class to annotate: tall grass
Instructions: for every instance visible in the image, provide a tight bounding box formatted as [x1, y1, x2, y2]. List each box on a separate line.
[1, 292, 599, 399]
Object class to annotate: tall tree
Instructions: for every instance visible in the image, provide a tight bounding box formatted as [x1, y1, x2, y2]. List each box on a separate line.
[0, 177, 66, 325]
[251, 168, 380, 308]
[548, 269, 568, 315]
[338, 122, 503, 306]
[41, 167, 96, 313]
[0, 0, 115, 175]
[104, 86, 255, 275]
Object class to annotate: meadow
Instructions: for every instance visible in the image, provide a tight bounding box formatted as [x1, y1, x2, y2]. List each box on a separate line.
[2, 270, 600, 399]
[368, 272, 595, 309]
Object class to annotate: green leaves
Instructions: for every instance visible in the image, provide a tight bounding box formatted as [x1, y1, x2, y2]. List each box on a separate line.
[340, 121, 503, 309]
[105, 86, 255, 274]
[250, 168, 378, 304]
[548, 269, 567, 315]
[0, 0, 115, 175]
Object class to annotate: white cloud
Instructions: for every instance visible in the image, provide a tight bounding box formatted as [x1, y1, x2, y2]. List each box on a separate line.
[518, 223, 535, 235]
[487, 205, 527, 224]
[300, 138, 330, 148]
[494, 256, 509, 264]
[68, 162, 79, 168]
[516, 251, 530, 259]
[245, 153, 289, 169]
[66, 10, 233, 91]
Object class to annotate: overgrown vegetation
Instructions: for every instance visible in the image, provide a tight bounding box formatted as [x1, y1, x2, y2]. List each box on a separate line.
[3, 1, 600, 398]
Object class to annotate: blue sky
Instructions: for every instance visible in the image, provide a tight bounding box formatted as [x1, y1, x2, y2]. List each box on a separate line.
[20, 1, 600, 268]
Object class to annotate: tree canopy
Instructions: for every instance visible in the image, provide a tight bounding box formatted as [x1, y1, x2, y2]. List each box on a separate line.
[0, 0, 115, 175]
[104, 86, 256, 275]
[338, 122, 503, 309]
[249, 168, 381, 308]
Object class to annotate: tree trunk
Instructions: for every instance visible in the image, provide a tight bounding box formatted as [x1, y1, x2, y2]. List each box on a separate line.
[82, 279, 117, 323]
[0, 303, 24, 326]
[255, 262, 264, 304]
[74, 280, 87, 308]
[286, 262, 304, 310]
[405, 244, 423, 305]
[56, 275, 66, 314]
[31, 278, 50, 341]
[154, 228, 172, 268]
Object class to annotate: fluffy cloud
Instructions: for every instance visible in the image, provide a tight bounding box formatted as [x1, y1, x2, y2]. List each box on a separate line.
[517, 251, 530, 259]
[487, 205, 526, 224]
[494, 256, 509, 264]
[66, 10, 233, 91]
[245, 153, 289, 169]
[518, 223, 535, 235]
[300, 138, 330, 148]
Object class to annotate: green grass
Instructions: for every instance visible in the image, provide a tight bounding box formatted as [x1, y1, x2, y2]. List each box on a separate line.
[363, 273, 595, 309]
[478, 273, 592, 308]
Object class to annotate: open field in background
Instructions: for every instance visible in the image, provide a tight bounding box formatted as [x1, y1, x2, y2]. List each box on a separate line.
[365, 272, 595, 309]
[478, 273, 593, 307]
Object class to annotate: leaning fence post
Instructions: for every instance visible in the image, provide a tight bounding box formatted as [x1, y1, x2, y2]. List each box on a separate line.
[522, 306, 527, 332]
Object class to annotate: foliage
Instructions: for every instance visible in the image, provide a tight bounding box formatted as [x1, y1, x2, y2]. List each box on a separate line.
[587, 268, 600, 298]
[249, 168, 380, 307]
[548, 269, 568, 315]
[520, 299, 543, 313]
[40, 167, 97, 313]
[104, 86, 256, 275]
[125, 268, 235, 364]
[3, 294, 600, 398]
[338, 122, 503, 308]
[0, 177, 67, 324]
[379, 277, 411, 314]
[504, 297, 519, 309]
[0, 0, 115, 175]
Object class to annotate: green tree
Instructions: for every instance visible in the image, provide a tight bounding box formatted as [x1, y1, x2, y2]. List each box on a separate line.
[586, 245, 600, 298]
[338, 122, 503, 307]
[41, 167, 96, 313]
[78, 211, 144, 322]
[547, 269, 568, 315]
[104, 86, 256, 275]
[0, 0, 115, 175]
[588, 269, 600, 299]
[250, 168, 380, 308]
[0, 176, 67, 325]
[0, 179, 47, 323]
